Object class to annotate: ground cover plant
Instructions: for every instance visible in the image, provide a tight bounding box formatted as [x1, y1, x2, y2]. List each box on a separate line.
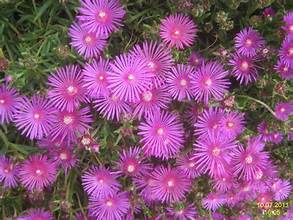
[0, 0, 292, 219]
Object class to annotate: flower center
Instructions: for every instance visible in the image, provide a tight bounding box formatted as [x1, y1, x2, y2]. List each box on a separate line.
[289, 25, 293, 32]
[240, 61, 249, 71]
[143, 91, 153, 102]
[111, 95, 118, 102]
[67, 85, 78, 96]
[84, 35, 93, 44]
[157, 127, 164, 135]
[205, 78, 212, 87]
[59, 152, 68, 160]
[245, 38, 253, 46]
[167, 179, 174, 187]
[147, 61, 157, 71]
[255, 170, 263, 180]
[188, 162, 195, 168]
[128, 74, 135, 81]
[127, 164, 135, 173]
[98, 10, 106, 19]
[288, 47, 293, 56]
[34, 113, 41, 120]
[180, 78, 187, 86]
[227, 121, 234, 128]
[177, 210, 183, 215]
[106, 200, 113, 207]
[280, 107, 285, 112]
[0, 99, 5, 104]
[212, 147, 220, 156]
[98, 75, 104, 81]
[63, 115, 73, 125]
[245, 155, 253, 164]
[283, 66, 288, 72]
[35, 169, 42, 176]
[98, 178, 104, 184]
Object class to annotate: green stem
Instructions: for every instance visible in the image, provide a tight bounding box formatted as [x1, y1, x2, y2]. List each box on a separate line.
[236, 95, 276, 116]
[0, 129, 29, 155]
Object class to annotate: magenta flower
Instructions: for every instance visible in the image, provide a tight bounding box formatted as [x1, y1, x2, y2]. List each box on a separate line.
[115, 147, 151, 177]
[212, 172, 234, 192]
[274, 102, 293, 121]
[82, 166, 120, 198]
[192, 132, 238, 177]
[18, 154, 57, 191]
[219, 111, 245, 138]
[107, 53, 153, 102]
[271, 132, 283, 144]
[50, 145, 77, 173]
[263, 7, 275, 19]
[282, 12, 293, 36]
[47, 65, 88, 112]
[229, 53, 259, 85]
[149, 166, 191, 203]
[131, 41, 174, 87]
[194, 108, 224, 137]
[0, 84, 21, 124]
[77, 0, 125, 36]
[166, 64, 195, 101]
[279, 36, 293, 68]
[188, 51, 204, 68]
[166, 203, 197, 220]
[160, 13, 197, 49]
[50, 107, 93, 143]
[82, 58, 110, 98]
[275, 60, 293, 80]
[231, 137, 269, 180]
[68, 22, 107, 59]
[234, 27, 265, 57]
[271, 179, 291, 201]
[17, 208, 53, 220]
[94, 93, 131, 121]
[138, 110, 184, 159]
[184, 102, 202, 125]
[133, 86, 171, 120]
[191, 61, 230, 105]
[202, 192, 225, 211]
[176, 153, 200, 179]
[88, 192, 130, 220]
[0, 156, 19, 188]
[13, 95, 55, 140]
[257, 121, 272, 142]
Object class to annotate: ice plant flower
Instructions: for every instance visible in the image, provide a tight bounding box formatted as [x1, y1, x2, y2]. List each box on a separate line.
[13, 95, 55, 140]
[149, 166, 191, 203]
[166, 203, 197, 220]
[131, 41, 174, 87]
[88, 192, 130, 220]
[229, 53, 259, 85]
[257, 121, 272, 142]
[82, 58, 110, 98]
[107, 53, 153, 102]
[166, 64, 195, 101]
[50, 145, 77, 173]
[188, 51, 204, 68]
[138, 110, 184, 159]
[18, 155, 57, 191]
[160, 13, 197, 49]
[271, 132, 283, 144]
[176, 153, 200, 179]
[279, 36, 293, 68]
[82, 166, 120, 198]
[93, 93, 131, 121]
[271, 179, 291, 201]
[47, 65, 88, 112]
[0, 84, 21, 124]
[234, 27, 265, 57]
[68, 22, 107, 59]
[282, 12, 293, 36]
[17, 208, 53, 220]
[191, 61, 230, 105]
[0, 156, 19, 188]
[274, 102, 293, 121]
[263, 7, 275, 20]
[50, 107, 93, 143]
[275, 60, 293, 80]
[202, 192, 225, 211]
[77, 0, 125, 36]
[219, 111, 245, 138]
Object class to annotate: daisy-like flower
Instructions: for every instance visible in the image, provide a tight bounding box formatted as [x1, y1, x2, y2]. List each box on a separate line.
[131, 41, 174, 87]
[88, 192, 130, 220]
[231, 137, 269, 180]
[50, 107, 93, 143]
[271, 132, 283, 144]
[257, 121, 272, 142]
[82, 166, 120, 198]
[234, 27, 265, 57]
[18, 155, 57, 191]
[279, 36, 293, 68]
[82, 58, 110, 98]
[0, 156, 19, 188]
[192, 132, 238, 177]
[93, 93, 131, 121]
[274, 102, 293, 121]
[149, 166, 191, 203]
[191, 61, 230, 105]
[107, 53, 153, 102]
[78, 0, 125, 36]
[176, 153, 200, 179]
[114, 147, 151, 177]
[275, 60, 293, 80]
[17, 208, 53, 220]
[133, 172, 156, 203]
[133, 86, 171, 120]
[202, 192, 225, 211]
[166, 64, 195, 101]
[13, 95, 55, 140]
[160, 13, 197, 49]
[188, 51, 204, 68]
[68, 22, 107, 59]
[212, 172, 234, 192]
[50, 146, 77, 173]
[138, 110, 184, 159]
[282, 12, 293, 36]
[0, 84, 21, 124]
[229, 53, 259, 85]
[194, 108, 224, 137]
[167, 203, 197, 220]
[47, 65, 88, 112]
[219, 111, 245, 138]
[271, 179, 291, 201]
